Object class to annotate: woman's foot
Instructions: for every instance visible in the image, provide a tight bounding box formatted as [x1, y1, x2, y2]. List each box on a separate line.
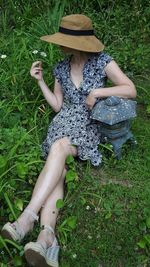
[24, 225, 59, 267]
[15, 208, 39, 235]
[37, 227, 55, 249]
[1, 208, 39, 242]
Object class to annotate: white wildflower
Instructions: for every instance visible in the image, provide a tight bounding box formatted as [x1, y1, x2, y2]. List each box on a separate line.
[32, 50, 38, 54]
[40, 51, 47, 57]
[72, 253, 77, 259]
[94, 208, 97, 213]
[88, 235, 92, 239]
[86, 205, 90, 210]
[1, 54, 7, 59]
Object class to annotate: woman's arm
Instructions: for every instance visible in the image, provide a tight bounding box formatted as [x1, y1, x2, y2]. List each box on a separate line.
[86, 60, 137, 109]
[93, 60, 136, 98]
[30, 61, 63, 112]
[38, 79, 63, 112]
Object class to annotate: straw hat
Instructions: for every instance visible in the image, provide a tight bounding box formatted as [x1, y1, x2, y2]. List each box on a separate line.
[40, 14, 104, 52]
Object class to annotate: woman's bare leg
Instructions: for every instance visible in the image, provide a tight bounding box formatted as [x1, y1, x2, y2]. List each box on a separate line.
[15, 137, 77, 234]
[36, 168, 66, 248]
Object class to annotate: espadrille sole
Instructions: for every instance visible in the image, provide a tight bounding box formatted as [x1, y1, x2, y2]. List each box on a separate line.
[1, 223, 20, 242]
[24, 242, 48, 267]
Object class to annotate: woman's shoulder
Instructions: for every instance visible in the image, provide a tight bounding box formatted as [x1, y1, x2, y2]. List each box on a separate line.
[53, 57, 69, 80]
[97, 51, 113, 64]
[90, 51, 113, 71]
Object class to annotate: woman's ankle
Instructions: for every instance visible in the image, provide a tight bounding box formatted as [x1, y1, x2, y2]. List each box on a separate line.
[37, 228, 55, 249]
[16, 208, 38, 234]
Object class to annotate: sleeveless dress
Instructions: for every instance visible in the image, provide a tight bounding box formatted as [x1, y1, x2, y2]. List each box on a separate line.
[42, 52, 113, 166]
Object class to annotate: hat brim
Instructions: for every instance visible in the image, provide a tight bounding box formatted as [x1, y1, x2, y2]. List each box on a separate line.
[40, 32, 104, 52]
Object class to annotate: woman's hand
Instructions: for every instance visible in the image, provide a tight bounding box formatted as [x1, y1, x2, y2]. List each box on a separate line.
[30, 61, 43, 81]
[85, 90, 97, 109]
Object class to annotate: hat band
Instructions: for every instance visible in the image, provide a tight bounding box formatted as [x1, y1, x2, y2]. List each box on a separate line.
[59, 26, 94, 36]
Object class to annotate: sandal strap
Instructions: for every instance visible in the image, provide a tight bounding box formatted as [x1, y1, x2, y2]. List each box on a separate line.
[14, 221, 25, 239]
[40, 225, 58, 247]
[51, 237, 58, 247]
[24, 208, 39, 221]
[41, 225, 55, 235]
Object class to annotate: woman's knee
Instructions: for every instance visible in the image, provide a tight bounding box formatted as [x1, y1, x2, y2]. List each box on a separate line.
[50, 137, 77, 157]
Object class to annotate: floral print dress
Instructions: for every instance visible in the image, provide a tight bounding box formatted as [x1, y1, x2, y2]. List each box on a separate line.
[42, 52, 112, 166]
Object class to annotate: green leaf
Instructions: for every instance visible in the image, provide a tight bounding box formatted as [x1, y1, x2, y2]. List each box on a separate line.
[146, 218, 150, 228]
[4, 193, 17, 220]
[0, 236, 12, 257]
[146, 105, 150, 114]
[105, 211, 112, 219]
[139, 221, 146, 231]
[16, 162, 28, 178]
[144, 234, 150, 245]
[4, 239, 23, 251]
[66, 170, 77, 182]
[15, 198, 23, 211]
[137, 239, 146, 249]
[61, 261, 70, 267]
[0, 239, 4, 249]
[67, 181, 77, 191]
[0, 155, 7, 168]
[66, 155, 74, 164]
[103, 202, 112, 210]
[13, 255, 23, 266]
[56, 199, 64, 209]
[0, 263, 8, 267]
[67, 216, 77, 229]
[80, 196, 87, 205]
[9, 213, 14, 221]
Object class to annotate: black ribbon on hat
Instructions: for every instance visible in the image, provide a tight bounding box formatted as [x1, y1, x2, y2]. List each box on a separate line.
[59, 27, 94, 36]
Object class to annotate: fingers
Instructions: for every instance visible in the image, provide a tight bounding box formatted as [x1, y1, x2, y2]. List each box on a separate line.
[30, 68, 42, 76]
[30, 61, 42, 73]
[87, 101, 95, 109]
[30, 61, 43, 80]
[32, 61, 42, 68]
[85, 96, 96, 110]
[34, 67, 43, 72]
[86, 104, 93, 110]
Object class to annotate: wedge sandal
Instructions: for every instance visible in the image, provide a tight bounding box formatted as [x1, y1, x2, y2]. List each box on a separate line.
[1, 208, 39, 242]
[24, 225, 59, 267]
[46, 238, 59, 267]
[45, 225, 59, 267]
[24, 241, 47, 267]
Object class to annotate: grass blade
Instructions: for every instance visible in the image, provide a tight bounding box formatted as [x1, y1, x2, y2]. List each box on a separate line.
[4, 193, 17, 220]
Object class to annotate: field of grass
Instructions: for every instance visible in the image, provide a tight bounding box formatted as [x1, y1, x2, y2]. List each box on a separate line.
[0, 1, 150, 266]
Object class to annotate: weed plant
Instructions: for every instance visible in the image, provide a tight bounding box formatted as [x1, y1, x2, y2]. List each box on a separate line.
[0, 1, 150, 266]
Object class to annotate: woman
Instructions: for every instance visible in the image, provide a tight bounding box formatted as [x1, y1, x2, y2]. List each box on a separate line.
[1, 14, 136, 267]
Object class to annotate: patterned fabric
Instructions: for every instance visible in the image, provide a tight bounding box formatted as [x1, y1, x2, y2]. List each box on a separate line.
[42, 52, 113, 166]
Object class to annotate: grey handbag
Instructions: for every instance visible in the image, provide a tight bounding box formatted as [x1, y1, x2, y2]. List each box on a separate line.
[91, 96, 137, 125]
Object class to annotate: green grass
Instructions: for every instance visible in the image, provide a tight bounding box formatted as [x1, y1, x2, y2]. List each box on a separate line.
[57, 106, 150, 267]
[0, 1, 150, 266]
